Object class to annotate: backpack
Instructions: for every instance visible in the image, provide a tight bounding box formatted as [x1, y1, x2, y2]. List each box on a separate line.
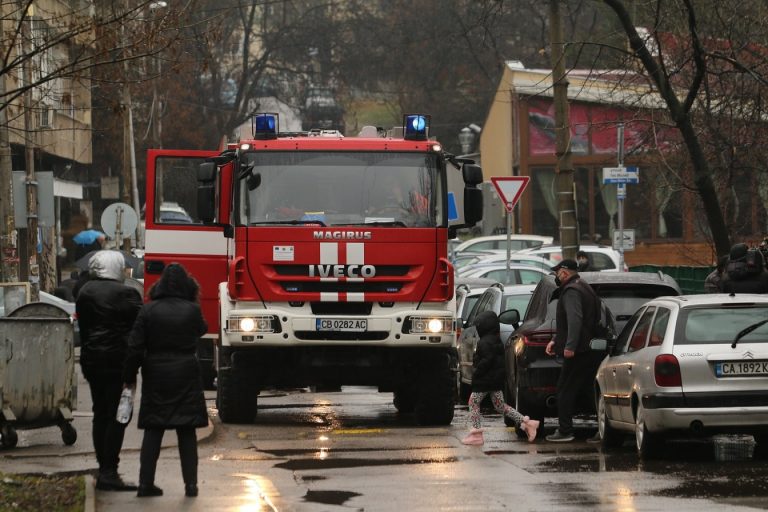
[594, 297, 617, 340]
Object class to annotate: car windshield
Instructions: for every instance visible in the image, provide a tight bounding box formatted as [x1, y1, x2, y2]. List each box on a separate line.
[676, 306, 768, 345]
[238, 151, 440, 228]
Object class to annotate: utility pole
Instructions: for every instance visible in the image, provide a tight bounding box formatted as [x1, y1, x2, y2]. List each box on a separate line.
[550, 0, 577, 260]
[0, 76, 20, 283]
[20, 2, 39, 300]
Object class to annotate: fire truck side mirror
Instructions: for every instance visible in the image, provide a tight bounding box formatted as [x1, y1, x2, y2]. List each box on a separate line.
[198, 162, 216, 182]
[197, 184, 215, 223]
[464, 187, 483, 226]
[462, 164, 483, 186]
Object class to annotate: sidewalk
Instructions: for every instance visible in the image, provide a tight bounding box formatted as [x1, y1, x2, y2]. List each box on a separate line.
[0, 350, 216, 511]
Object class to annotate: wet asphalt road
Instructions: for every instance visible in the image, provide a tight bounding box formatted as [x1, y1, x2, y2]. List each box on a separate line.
[3, 382, 768, 511]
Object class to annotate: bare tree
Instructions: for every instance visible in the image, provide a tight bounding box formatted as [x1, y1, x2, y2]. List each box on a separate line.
[600, 0, 768, 257]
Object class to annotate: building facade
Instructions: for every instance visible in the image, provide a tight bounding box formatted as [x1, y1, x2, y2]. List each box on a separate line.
[479, 62, 729, 266]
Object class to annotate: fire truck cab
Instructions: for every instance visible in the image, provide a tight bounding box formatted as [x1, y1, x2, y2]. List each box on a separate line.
[143, 114, 483, 425]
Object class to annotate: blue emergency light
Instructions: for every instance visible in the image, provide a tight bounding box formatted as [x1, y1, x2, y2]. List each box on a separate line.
[403, 114, 430, 140]
[252, 113, 278, 139]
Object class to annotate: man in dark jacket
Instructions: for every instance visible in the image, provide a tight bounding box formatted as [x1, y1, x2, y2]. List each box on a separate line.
[544, 259, 603, 442]
[76, 251, 143, 490]
[720, 243, 768, 294]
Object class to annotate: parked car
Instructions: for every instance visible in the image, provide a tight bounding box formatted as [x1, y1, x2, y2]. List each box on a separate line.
[592, 294, 768, 457]
[460, 263, 549, 286]
[458, 283, 536, 400]
[457, 253, 554, 275]
[452, 250, 498, 272]
[518, 244, 627, 272]
[453, 234, 553, 255]
[504, 271, 682, 431]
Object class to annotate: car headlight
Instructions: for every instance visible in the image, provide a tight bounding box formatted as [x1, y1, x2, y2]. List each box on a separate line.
[227, 315, 279, 333]
[404, 316, 454, 334]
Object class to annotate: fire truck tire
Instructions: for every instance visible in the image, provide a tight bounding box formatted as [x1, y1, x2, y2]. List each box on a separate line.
[216, 368, 258, 424]
[414, 355, 456, 426]
[393, 388, 417, 414]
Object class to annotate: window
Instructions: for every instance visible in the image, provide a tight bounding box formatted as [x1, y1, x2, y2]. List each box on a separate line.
[154, 157, 201, 224]
[589, 253, 616, 271]
[628, 306, 656, 352]
[519, 269, 545, 285]
[614, 308, 643, 354]
[503, 293, 532, 317]
[648, 307, 670, 346]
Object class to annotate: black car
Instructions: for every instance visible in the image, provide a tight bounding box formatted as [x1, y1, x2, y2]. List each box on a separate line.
[503, 271, 682, 430]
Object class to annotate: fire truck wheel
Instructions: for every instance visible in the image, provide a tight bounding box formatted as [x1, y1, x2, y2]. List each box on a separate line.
[216, 368, 258, 424]
[414, 354, 455, 426]
[393, 388, 417, 414]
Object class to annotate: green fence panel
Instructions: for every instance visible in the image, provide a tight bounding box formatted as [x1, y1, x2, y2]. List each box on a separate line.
[629, 265, 715, 295]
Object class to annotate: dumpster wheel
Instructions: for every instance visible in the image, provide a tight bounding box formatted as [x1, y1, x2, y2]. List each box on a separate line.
[0, 424, 18, 449]
[60, 422, 77, 446]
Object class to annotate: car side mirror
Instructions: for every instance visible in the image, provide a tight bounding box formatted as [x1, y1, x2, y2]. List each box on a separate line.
[589, 338, 608, 352]
[499, 309, 520, 328]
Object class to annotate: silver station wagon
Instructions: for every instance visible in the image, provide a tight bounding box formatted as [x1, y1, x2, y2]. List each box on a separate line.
[592, 294, 768, 456]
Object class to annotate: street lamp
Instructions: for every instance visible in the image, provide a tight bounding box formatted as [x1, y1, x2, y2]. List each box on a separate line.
[458, 124, 482, 155]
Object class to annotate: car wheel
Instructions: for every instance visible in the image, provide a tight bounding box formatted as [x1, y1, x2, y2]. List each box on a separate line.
[598, 393, 624, 448]
[635, 401, 661, 457]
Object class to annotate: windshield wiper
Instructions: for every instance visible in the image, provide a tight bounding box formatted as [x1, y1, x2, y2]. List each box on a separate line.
[337, 221, 407, 227]
[732, 319, 768, 348]
[250, 220, 326, 227]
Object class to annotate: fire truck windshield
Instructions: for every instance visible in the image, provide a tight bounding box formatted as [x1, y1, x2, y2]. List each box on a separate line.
[238, 151, 441, 228]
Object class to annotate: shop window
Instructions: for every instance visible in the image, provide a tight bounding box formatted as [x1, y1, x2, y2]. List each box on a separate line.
[530, 167, 559, 238]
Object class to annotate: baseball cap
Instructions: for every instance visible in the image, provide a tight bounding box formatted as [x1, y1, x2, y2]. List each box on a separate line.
[551, 259, 578, 272]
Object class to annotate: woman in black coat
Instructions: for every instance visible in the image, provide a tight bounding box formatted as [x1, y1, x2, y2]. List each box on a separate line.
[462, 310, 539, 445]
[123, 263, 208, 498]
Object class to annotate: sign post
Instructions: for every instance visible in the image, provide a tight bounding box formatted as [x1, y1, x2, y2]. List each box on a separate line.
[490, 176, 531, 281]
[602, 124, 640, 271]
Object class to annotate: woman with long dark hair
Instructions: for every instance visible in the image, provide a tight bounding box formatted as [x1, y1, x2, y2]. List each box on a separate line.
[123, 263, 208, 498]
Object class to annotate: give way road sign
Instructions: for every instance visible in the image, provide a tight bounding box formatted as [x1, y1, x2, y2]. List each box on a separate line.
[490, 176, 531, 213]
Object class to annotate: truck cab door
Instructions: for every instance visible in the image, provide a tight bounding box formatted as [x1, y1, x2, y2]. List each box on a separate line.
[143, 149, 231, 346]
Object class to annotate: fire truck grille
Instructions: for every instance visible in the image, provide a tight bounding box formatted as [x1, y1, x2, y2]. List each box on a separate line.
[280, 282, 403, 293]
[294, 331, 389, 341]
[274, 265, 410, 276]
[311, 302, 373, 315]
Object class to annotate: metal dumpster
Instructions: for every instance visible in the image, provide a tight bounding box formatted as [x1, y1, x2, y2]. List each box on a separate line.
[0, 302, 78, 449]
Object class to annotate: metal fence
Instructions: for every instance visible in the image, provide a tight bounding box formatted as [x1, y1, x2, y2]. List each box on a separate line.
[629, 265, 714, 295]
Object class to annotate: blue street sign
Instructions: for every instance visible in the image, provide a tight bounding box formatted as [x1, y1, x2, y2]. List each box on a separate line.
[602, 166, 639, 184]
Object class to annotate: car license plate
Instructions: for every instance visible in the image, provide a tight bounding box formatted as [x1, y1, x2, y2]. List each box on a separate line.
[316, 318, 368, 332]
[715, 361, 768, 377]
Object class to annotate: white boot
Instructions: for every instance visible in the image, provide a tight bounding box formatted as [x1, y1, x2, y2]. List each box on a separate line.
[461, 428, 484, 445]
[520, 416, 539, 443]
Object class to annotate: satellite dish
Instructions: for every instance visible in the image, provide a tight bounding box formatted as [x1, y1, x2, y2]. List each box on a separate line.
[101, 202, 138, 240]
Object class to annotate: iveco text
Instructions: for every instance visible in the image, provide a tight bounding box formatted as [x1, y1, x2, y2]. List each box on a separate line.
[308, 264, 376, 278]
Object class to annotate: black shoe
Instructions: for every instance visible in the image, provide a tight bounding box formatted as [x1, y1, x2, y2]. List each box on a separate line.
[545, 429, 575, 443]
[96, 471, 138, 491]
[137, 484, 164, 497]
[185, 484, 198, 497]
[586, 432, 602, 444]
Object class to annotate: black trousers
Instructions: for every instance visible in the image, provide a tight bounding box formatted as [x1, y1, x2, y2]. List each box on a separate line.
[556, 351, 604, 435]
[139, 427, 198, 486]
[83, 367, 127, 474]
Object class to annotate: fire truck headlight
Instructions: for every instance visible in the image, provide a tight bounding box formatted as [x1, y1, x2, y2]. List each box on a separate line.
[404, 316, 454, 335]
[240, 318, 255, 332]
[427, 319, 444, 333]
[227, 315, 279, 333]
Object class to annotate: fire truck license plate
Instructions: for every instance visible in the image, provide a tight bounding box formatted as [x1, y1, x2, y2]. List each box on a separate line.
[316, 319, 368, 332]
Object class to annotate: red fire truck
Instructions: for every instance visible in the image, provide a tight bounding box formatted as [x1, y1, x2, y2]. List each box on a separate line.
[143, 114, 483, 425]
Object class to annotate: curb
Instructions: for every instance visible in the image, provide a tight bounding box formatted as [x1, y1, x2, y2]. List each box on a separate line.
[84, 475, 95, 512]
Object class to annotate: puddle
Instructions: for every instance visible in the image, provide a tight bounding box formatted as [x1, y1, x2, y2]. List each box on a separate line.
[304, 490, 361, 506]
[298, 475, 326, 482]
[258, 446, 452, 457]
[275, 456, 458, 471]
[534, 482, 602, 507]
[657, 476, 768, 499]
